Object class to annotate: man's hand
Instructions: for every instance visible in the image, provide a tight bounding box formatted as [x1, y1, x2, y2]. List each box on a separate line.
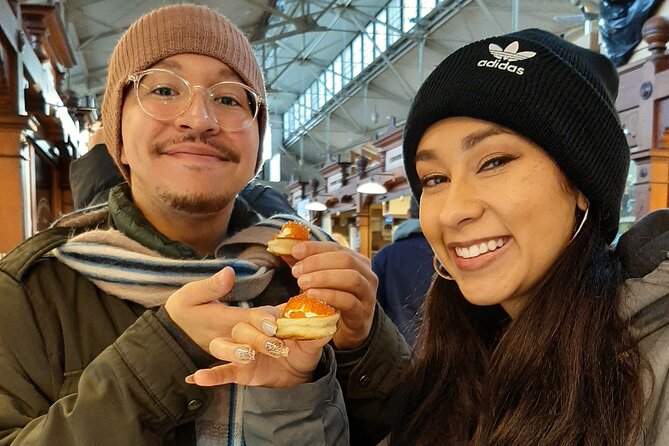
[283, 241, 378, 350]
[186, 306, 330, 388]
[164, 267, 250, 353]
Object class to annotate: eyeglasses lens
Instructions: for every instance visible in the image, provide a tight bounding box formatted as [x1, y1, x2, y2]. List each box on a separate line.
[136, 71, 258, 130]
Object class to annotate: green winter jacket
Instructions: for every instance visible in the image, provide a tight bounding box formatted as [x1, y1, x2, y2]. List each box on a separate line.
[0, 185, 406, 445]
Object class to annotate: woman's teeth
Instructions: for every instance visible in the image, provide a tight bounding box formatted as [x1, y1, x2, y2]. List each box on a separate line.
[455, 238, 506, 259]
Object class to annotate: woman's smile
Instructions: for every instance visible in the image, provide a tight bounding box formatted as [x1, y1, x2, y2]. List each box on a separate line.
[451, 236, 511, 272]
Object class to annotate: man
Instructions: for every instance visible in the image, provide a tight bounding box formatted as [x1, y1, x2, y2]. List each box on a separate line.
[0, 5, 408, 444]
[372, 198, 433, 346]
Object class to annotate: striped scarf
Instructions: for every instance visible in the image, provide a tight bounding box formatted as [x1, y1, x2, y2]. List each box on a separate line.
[53, 214, 330, 306]
[52, 213, 330, 445]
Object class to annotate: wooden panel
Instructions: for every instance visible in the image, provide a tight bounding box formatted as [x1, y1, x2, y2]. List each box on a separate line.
[652, 69, 669, 99]
[649, 153, 669, 211]
[657, 98, 669, 149]
[0, 116, 26, 253]
[21, 4, 76, 68]
[616, 66, 644, 112]
[618, 108, 638, 148]
[634, 172, 650, 219]
[0, 0, 45, 106]
[650, 158, 669, 182]
[649, 182, 669, 211]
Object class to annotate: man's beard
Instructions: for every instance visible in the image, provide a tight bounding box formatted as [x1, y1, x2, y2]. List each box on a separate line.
[148, 133, 242, 215]
[157, 189, 235, 215]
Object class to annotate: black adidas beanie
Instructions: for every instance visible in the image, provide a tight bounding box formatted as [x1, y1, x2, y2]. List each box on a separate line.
[403, 28, 629, 243]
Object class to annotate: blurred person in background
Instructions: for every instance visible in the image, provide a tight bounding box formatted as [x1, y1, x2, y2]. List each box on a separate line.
[69, 121, 124, 209]
[372, 198, 433, 346]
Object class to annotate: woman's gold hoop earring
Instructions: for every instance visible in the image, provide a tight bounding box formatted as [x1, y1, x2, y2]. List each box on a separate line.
[433, 256, 454, 281]
[569, 206, 589, 244]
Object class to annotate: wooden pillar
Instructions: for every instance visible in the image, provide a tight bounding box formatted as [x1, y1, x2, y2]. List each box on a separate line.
[0, 0, 79, 253]
[0, 114, 28, 254]
[356, 211, 371, 258]
[355, 193, 372, 258]
[0, 0, 27, 253]
[632, 17, 669, 218]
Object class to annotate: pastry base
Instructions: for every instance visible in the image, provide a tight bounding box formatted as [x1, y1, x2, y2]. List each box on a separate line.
[276, 313, 340, 340]
[267, 238, 300, 256]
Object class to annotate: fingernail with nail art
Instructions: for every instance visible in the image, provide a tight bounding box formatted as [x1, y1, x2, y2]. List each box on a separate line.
[262, 320, 277, 336]
[265, 340, 290, 358]
[234, 346, 256, 362]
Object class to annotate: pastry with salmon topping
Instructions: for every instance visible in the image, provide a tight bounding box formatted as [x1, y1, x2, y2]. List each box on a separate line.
[276, 293, 340, 340]
[267, 221, 311, 256]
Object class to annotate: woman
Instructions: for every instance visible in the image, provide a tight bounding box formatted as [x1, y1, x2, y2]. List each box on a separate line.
[388, 28, 668, 445]
[186, 29, 668, 445]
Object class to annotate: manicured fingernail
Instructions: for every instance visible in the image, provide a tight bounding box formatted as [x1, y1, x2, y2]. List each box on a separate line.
[291, 263, 302, 276]
[265, 340, 290, 358]
[234, 346, 256, 362]
[185, 374, 195, 384]
[262, 320, 277, 336]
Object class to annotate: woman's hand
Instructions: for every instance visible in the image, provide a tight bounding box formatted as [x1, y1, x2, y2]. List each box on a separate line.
[283, 241, 378, 350]
[185, 306, 331, 388]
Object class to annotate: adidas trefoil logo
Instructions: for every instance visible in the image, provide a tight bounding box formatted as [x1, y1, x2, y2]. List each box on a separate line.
[477, 41, 536, 75]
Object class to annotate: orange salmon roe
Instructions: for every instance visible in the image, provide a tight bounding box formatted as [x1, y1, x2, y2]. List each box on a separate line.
[282, 294, 336, 318]
[272, 221, 310, 241]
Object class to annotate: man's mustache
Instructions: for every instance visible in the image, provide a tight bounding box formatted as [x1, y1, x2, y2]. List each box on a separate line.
[150, 134, 240, 163]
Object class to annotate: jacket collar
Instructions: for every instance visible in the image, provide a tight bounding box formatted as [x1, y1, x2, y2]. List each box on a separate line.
[617, 210, 669, 340]
[108, 184, 261, 259]
[623, 258, 669, 341]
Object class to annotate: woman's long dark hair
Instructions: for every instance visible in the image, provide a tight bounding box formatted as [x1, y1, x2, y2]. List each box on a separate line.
[390, 211, 648, 445]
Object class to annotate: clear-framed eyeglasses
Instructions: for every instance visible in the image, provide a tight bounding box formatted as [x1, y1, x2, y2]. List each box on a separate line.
[127, 69, 263, 131]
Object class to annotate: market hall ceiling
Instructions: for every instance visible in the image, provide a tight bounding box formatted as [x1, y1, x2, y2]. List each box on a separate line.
[46, 0, 586, 169]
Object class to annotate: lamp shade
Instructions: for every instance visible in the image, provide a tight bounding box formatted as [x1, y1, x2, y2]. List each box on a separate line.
[305, 200, 327, 211]
[356, 180, 387, 194]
